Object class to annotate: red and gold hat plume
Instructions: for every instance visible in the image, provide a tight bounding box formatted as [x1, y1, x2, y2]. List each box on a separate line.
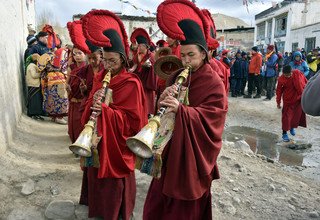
[67, 20, 91, 54]
[130, 28, 152, 46]
[157, 0, 209, 50]
[201, 9, 220, 50]
[82, 10, 129, 58]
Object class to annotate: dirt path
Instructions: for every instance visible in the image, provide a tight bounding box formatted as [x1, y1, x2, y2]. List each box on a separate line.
[0, 97, 319, 219]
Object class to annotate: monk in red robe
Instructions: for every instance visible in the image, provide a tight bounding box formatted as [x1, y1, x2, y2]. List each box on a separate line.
[79, 10, 148, 220]
[143, 1, 228, 219]
[66, 20, 104, 143]
[130, 28, 158, 116]
[67, 47, 86, 143]
[167, 36, 181, 58]
[276, 65, 307, 142]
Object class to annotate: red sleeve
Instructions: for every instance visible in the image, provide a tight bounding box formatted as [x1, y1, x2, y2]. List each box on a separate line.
[96, 79, 148, 178]
[254, 55, 262, 74]
[292, 70, 307, 100]
[276, 76, 284, 105]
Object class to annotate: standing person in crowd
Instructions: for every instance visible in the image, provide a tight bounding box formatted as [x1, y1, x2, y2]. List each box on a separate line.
[27, 31, 50, 57]
[276, 65, 307, 142]
[25, 54, 44, 120]
[289, 51, 309, 78]
[79, 10, 147, 220]
[130, 28, 158, 116]
[244, 46, 262, 98]
[67, 46, 86, 142]
[264, 44, 278, 100]
[24, 35, 37, 61]
[230, 51, 242, 97]
[40, 52, 69, 124]
[306, 48, 320, 79]
[143, 1, 227, 219]
[240, 51, 249, 96]
[301, 70, 320, 116]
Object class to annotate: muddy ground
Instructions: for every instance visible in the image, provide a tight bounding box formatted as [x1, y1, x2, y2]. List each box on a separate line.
[0, 97, 319, 220]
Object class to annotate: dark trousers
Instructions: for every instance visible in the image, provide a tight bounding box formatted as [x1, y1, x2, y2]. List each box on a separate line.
[231, 78, 242, 95]
[247, 74, 261, 95]
[266, 76, 275, 99]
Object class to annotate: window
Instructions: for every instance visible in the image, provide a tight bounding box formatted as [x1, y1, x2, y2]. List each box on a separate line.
[305, 37, 316, 53]
[267, 20, 272, 38]
[274, 15, 287, 37]
[275, 41, 285, 54]
[257, 23, 265, 40]
[292, 43, 298, 52]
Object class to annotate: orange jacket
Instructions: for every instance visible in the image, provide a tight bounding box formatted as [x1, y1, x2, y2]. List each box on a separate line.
[249, 53, 262, 75]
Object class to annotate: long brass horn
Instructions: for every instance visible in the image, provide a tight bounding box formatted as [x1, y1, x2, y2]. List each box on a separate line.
[69, 70, 112, 157]
[126, 65, 191, 158]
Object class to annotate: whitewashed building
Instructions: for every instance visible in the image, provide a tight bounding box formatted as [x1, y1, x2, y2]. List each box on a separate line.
[254, 0, 320, 53]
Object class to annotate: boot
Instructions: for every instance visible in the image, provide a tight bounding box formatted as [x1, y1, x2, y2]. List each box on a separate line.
[253, 94, 261, 98]
[243, 94, 252, 98]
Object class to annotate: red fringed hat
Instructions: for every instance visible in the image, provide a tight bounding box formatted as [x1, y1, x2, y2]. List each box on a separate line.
[156, 39, 169, 47]
[157, 0, 209, 52]
[130, 28, 152, 46]
[67, 20, 100, 54]
[201, 9, 219, 50]
[82, 10, 129, 59]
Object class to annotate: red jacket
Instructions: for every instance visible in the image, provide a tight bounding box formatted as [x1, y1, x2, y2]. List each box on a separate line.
[249, 53, 262, 75]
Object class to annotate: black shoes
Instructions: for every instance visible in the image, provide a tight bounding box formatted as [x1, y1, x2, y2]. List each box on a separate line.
[253, 94, 261, 98]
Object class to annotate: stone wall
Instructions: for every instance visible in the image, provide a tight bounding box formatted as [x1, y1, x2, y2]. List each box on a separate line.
[0, 1, 35, 153]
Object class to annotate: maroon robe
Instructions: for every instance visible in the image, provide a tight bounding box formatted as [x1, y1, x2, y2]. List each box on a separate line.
[143, 63, 228, 220]
[276, 69, 307, 131]
[67, 62, 86, 143]
[209, 58, 229, 95]
[133, 51, 158, 115]
[80, 68, 148, 220]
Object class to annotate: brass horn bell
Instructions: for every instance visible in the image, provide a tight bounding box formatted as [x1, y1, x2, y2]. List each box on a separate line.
[69, 120, 94, 157]
[126, 116, 161, 158]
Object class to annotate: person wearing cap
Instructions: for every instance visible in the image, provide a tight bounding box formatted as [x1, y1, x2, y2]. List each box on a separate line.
[79, 10, 148, 219]
[263, 44, 278, 100]
[244, 46, 263, 98]
[24, 35, 37, 61]
[156, 39, 169, 48]
[240, 51, 249, 96]
[130, 28, 158, 116]
[301, 71, 320, 116]
[143, 1, 227, 219]
[27, 31, 50, 57]
[230, 51, 243, 97]
[289, 51, 309, 78]
[276, 65, 307, 142]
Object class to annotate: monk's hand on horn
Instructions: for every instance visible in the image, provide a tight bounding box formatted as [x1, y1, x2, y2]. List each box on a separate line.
[91, 88, 105, 115]
[160, 95, 179, 113]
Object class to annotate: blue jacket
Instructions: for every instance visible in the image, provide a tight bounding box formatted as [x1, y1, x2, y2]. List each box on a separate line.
[241, 59, 249, 79]
[289, 51, 309, 77]
[230, 57, 242, 78]
[265, 53, 278, 77]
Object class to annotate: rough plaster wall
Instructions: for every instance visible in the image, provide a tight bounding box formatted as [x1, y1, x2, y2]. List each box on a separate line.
[0, 1, 35, 153]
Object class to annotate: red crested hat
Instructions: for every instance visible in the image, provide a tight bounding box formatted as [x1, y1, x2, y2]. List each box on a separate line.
[156, 39, 169, 47]
[67, 20, 100, 54]
[82, 10, 129, 59]
[130, 28, 152, 46]
[201, 9, 219, 50]
[157, 0, 209, 51]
